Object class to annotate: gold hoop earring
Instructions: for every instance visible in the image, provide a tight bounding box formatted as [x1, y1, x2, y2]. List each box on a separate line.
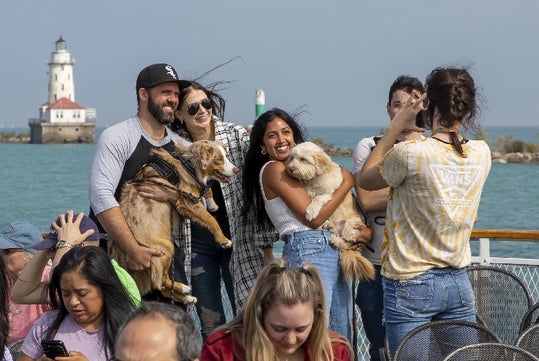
[261, 149, 267, 155]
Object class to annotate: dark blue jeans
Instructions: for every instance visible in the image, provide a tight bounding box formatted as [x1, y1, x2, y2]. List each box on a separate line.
[191, 223, 235, 340]
[383, 267, 476, 358]
[356, 265, 385, 361]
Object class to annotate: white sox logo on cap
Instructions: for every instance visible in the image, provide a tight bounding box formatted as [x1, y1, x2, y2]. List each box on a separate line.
[165, 65, 178, 80]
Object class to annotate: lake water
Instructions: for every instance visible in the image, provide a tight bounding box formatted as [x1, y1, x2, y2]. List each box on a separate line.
[1, 126, 538, 258]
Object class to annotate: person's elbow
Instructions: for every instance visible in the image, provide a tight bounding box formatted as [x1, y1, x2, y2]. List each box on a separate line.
[358, 170, 386, 191]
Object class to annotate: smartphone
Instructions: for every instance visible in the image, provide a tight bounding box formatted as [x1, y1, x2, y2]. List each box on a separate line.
[41, 339, 69, 358]
[415, 110, 426, 128]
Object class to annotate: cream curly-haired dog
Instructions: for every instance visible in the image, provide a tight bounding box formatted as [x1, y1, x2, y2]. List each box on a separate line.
[286, 141, 375, 281]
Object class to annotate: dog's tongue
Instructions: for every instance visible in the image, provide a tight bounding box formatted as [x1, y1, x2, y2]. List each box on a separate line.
[214, 171, 232, 184]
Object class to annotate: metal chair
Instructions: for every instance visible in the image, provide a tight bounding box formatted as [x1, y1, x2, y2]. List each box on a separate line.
[467, 265, 533, 344]
[520, 302, 539, 335]
[442, 343, 539, 361]
[516, 323, 539, 357]
[392, 319, 500, 361]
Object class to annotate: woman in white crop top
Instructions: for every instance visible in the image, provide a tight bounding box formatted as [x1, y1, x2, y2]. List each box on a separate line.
[242, 108, 356, 342]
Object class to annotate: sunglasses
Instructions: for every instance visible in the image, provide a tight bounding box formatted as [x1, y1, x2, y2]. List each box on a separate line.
[186, 98, 212, 116]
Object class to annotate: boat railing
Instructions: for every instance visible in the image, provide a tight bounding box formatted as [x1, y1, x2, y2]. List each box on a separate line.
[471, 229, 539, 266]
[351, 229, 539, 360]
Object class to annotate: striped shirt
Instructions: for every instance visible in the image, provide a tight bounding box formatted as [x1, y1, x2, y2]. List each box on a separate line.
[379, 137, 491, 280]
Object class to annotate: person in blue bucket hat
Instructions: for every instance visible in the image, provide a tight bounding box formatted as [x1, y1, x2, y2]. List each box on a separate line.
[0, 221, 49, 359]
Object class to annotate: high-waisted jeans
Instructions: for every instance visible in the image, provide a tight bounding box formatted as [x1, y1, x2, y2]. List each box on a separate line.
[383, 267, 476, 358]
[191, 223, 235, 340]
[282, 230, 352, 342]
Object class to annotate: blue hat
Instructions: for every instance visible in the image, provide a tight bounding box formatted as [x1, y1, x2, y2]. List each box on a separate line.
[0, 222, 42, 254]
[33, 212, 107, 250]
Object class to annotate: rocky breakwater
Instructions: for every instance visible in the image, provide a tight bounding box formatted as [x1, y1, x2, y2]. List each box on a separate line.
[313, 140, 539, 164]
[491, 152, 539, 164]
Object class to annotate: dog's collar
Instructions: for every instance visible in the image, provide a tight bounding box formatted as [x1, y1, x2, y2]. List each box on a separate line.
[168, 150, 210, 196]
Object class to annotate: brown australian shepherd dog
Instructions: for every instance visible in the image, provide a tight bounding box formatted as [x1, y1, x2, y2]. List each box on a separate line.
[286, 141, 375, 281]
[108, 140, 238, 305]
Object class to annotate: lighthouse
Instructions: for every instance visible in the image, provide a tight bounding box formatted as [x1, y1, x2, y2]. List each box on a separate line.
[48, 36, 76, 104]
[28, 36, 96, 144]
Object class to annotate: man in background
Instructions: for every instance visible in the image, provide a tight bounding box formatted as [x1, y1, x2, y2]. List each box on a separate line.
[352, 75, 425, 360]
[115, 301, 201, 361]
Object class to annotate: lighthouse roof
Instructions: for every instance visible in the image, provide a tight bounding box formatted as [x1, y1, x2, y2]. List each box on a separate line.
[49, 97, 84, 110]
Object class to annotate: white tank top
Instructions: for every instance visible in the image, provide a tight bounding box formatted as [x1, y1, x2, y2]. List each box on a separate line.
[260, 162, 310, 240]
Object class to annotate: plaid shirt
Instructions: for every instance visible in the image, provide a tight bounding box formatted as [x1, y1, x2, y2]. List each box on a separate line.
[177, 119, 278, 309]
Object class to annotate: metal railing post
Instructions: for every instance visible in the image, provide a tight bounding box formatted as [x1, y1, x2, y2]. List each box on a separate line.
[478, 237, 491, 265]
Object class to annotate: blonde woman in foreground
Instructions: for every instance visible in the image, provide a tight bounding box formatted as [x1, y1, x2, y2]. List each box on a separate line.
[199, 261, 352, 361]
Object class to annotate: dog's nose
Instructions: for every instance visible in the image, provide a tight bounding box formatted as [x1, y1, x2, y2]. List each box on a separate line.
[233, 167, 239, 174]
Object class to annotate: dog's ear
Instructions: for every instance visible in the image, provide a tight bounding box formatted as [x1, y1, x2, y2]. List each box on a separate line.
[193, 141, 219, 170]
[313, 148, 332, 171]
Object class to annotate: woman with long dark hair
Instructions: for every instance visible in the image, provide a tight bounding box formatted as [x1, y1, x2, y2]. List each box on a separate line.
[242, 108, 356, 341]
[18, 246, 136, 361]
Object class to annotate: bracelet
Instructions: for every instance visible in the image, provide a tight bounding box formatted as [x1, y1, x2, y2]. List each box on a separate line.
[56, 240, 74, 249]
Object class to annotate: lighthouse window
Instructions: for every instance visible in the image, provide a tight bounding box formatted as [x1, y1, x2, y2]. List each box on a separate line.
[62, 84, 64, 90]
[55, 74, 57, 81]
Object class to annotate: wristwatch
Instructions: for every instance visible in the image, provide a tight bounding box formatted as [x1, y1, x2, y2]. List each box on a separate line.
[55, 240, 74, 249]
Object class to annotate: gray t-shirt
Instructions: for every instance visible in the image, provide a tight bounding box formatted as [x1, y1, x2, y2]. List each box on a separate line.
[89, 116, 188, 216]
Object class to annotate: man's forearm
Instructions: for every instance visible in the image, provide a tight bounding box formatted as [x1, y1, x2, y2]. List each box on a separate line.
[97, 206, 139, 253]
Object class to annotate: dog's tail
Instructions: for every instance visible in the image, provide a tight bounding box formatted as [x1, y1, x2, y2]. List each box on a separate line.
[340, 250, 376, 281]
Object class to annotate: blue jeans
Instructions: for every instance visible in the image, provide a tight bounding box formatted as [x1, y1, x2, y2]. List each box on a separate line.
[282, 230, 352, 342]
[383, 267, 476, 358]
[191, 223, 235, 340]
[356, 265, 385, 361]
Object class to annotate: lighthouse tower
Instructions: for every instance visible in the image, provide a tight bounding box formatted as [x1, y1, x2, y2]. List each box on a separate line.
[28, 36, 96, 144]
[48, 36, 76, 104]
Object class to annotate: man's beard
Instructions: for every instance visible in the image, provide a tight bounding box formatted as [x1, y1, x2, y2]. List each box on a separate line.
[147, 93, 175, 125]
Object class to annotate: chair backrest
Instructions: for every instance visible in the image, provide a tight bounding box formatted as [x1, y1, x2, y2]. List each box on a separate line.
[516, 323, 539, 357]
[467, 265, 533, 344]
[393, 319, 500, 361]
[442, 343, 539, 361]
[520, 302, 539, 335]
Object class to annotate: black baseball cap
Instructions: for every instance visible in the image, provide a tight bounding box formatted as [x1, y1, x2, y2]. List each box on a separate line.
[136, 63, 191, 91]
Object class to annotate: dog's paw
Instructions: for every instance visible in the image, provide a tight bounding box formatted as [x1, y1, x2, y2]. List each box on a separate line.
[217, 237, 232, 248]
[205, 197, 219, 212]
[306, 195, 331, 221]
[305, 194, 332, 221]
[183, 295, 197, 305]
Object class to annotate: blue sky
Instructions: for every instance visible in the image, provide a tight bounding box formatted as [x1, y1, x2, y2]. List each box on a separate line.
[1, 0, 538, 128]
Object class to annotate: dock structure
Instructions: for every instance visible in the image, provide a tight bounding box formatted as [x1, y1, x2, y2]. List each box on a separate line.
[28, 36, 96, 144]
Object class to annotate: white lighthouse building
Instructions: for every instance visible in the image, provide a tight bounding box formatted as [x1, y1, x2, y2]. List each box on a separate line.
[29, 36, 96, 143]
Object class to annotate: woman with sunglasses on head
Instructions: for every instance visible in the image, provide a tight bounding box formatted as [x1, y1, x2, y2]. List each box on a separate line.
[241, 108, 356, 342]
[358, 66, 491, 357]
[166, 81, 276, 339]
[200, 261, 353, 361]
